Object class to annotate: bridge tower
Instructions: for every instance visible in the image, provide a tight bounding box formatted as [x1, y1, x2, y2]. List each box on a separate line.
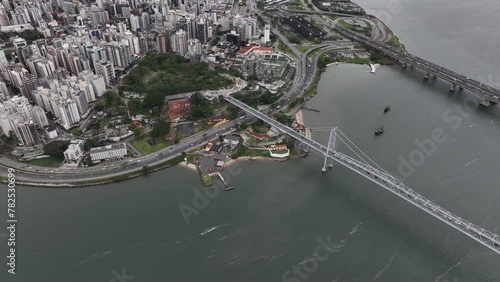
[449, 83, 457, 92]
[322, 128, 337, 172]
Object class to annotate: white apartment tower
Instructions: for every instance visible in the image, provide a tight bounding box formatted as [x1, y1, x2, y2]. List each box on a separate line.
[264, 24, 271, 43]
[57, 99, 80, 129]
[94, 60, 115, 85]
[171, 29, 188, 57]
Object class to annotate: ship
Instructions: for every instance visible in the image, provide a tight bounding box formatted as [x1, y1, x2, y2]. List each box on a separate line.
[384, 105, 391, 113]
[375, 126, 384, 136]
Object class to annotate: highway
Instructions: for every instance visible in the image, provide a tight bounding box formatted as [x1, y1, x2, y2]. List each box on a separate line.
[0, 117, 253, 184]
[335, 25, 500, 104]
[280, 5, 359, 17]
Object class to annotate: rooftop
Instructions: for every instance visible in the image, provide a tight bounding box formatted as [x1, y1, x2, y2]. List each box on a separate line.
[90, 143, 127, 153]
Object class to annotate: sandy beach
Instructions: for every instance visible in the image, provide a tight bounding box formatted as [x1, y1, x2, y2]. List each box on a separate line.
[224, 156, 290, 168]
[295, 110, 304, 125]
[182, 162, 198, 172]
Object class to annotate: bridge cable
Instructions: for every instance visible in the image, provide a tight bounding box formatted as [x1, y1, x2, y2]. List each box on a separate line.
[335, 129, 391, 175]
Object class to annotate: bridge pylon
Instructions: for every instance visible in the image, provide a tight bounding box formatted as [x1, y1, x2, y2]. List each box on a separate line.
[449, 83, 457, 92]
[322, 128, 337, 172]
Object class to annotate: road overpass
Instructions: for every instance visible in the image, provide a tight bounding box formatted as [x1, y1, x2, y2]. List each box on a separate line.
[334, 25, 500, 106]
[225, 95, 500, 256]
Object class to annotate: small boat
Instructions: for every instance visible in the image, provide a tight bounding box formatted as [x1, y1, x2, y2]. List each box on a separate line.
[375, 126, 384, 136]
[384, 105, 391, 113]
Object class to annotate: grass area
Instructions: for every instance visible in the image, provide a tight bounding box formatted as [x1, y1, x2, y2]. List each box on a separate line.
[185, 153, 200, 163]
[386, 36, 405, 51]
[338, 57, 370, 64]
[243, 148, 271, 157]
[232, 144, 271, 159]
[67, 127, 82, 136]
[369, 51, 394, 65]
[252, 124, 269, 134]
[274, 149, 290, 154]
[22, 157, 64, 168]
[130, 135, 173, 155]
[201, 173, 213, 186]
[318, 53, 370, 68]
[129, 106, 151, 116]
[307, 48, 321, 58]
[304, 81, 318, 97]
[297, 45, 312, 53]
[339, 19, 371, 36]
[277, 40, 297, 58]
[287, 5, 303, 10]
[338, 19, 355, 29]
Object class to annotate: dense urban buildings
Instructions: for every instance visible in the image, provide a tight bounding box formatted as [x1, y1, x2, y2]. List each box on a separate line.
[0, 0, 275, 162]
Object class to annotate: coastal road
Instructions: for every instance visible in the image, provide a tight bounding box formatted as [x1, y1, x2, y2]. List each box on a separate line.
[0, 117, 254, 184]
[276, 42, 355, 109]
[2, 7, 350, 184]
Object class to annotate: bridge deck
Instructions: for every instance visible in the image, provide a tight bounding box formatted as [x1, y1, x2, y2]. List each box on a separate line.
[334, 25, 500, 103]
[226, 96, 500, 255]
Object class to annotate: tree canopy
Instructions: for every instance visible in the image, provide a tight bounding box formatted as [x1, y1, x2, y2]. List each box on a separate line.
[151, 119, 171, 138]
[43, 140, 70, 158]
[122, 53, 232, 109]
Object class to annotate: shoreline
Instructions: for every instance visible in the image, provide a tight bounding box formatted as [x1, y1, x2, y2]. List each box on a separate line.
[224, 155, 292, 168]
[183, 162, 198, 172]
[20, 59, 368, 189]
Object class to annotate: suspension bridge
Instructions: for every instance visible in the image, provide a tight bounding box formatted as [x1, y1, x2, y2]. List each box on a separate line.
[225, 96, 500, 255]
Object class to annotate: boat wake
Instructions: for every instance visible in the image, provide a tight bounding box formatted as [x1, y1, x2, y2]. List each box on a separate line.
[219, 229, 242, 241]
[200, 224, 227, 236]
[374, 239, 404, 280]
[72, 250, 113, 268]
[349, 222, 363, 236]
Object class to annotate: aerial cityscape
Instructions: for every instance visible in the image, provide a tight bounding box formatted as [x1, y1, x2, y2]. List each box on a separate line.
[1, 0, 500, 281]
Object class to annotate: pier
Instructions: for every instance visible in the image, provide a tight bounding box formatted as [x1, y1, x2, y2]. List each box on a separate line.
[211, 172, 234, 191]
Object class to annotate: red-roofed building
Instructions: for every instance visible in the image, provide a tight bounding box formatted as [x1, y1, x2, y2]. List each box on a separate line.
[253, 47, 274, 54]
[250, 131, 269, 140]
[206, 115, 227, 123]
[132, 120, 143, 127]
[268, 144, 287, 151]
[168, 98, 191, 122]
[291, 121, 304, 129]
[237, 43, 263, 57]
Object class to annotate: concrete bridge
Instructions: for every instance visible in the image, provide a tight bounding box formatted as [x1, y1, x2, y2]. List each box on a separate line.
[334, 25, 500, 106]
[225, 95, 500, 256]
